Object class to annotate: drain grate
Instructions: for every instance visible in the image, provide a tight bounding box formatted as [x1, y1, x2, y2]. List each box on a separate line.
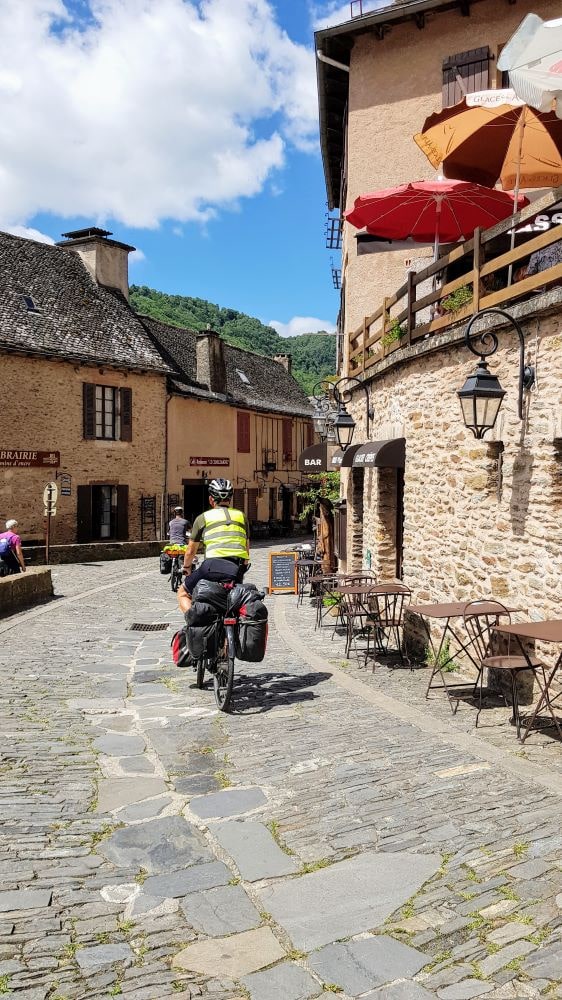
[129, 622, 169, 632]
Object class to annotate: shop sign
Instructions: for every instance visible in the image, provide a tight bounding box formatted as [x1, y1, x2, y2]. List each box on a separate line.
[189, 456, 230, 467]
[0, 450, 60, 468]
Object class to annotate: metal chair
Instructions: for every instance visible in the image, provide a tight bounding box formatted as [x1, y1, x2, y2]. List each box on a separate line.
[463, 600, 543, 735]
[364, 583, 412, 667]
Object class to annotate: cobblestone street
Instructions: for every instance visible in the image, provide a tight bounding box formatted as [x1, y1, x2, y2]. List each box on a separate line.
[1, 543, 561, 1000]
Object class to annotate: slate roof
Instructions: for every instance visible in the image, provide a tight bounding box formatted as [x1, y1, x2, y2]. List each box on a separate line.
[141, 316, 314, 418]
[0, 230, 171, 373]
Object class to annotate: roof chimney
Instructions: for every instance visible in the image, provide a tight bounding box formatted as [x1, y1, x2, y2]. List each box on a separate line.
[57, 227, 135, 300]
[196, 328, 227, 395]
[274, 353, 292, 375]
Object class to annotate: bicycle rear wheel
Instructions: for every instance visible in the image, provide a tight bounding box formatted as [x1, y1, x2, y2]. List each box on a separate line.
[213, 655, 235, 712]
[196, 656, 206, 689]
[171, 561, 181, 593]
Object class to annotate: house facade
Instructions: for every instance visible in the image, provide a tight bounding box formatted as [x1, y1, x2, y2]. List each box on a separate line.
[0, 227, 314, 550]
[144, 318, 314, 531]
[0, 228, 169, 546]
[315, 0, 562, 640]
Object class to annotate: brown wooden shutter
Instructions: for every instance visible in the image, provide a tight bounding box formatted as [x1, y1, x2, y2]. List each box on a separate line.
[83, 383, 96, 439]
[76, 485, 93, 542]
[233, 488, 245, 513]
[120, 387, 132, 442]
[247, 488, 258, 521]
[116, 485, 129, 540]
[282, 419, 292, 461]
[306, 421, 314, 447]
[237, 411, 251, 453]
[442, 47, 489, 108]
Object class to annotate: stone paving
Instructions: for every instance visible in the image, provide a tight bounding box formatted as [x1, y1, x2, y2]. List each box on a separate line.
[0, 545, 561, 999]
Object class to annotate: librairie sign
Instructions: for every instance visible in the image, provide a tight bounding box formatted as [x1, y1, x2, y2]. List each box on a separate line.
[190, 457, 230, 467]
[0, 450, 60, 468]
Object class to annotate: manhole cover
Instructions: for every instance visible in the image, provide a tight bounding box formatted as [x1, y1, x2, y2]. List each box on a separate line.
[129, 623, 169, 632]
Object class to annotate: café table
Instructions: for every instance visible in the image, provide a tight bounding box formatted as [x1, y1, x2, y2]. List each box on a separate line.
[295, 558, 323, 606]
[494, 619, 562, 742]
[407, 600, 524, 711]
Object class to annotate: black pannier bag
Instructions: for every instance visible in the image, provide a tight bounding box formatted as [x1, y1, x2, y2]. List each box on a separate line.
[192, 579, 229, 615]
[235, 596, 268, 663]
[227, 582, 259, 616]
[185, 600, 221, 660]
[160, 551, 172, 575]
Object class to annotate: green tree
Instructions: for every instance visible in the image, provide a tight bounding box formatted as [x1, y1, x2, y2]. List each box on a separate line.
[297, 472, 340, 521]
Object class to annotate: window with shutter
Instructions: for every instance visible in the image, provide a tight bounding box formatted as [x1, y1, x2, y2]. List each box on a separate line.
[442, 47, 490, 108]
[282, 419, 292, 461]
[233, 488, 245, 513]
[237, 411, 251, 453]
[306, 422, 314, 447]
[76, 485, 93, 542]
[247, 488, 258, 521]
[116, 485, 129, 540]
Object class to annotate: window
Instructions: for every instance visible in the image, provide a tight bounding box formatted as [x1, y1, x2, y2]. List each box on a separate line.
[83, 384, 132, 441]
[22, 294, 41, 313]
[76, 484, 129, 542]
[282, 418, 292, 461]
[306, 421, 314, 447]
[237, 411, 251, 453]
[442, 47, 490, 108]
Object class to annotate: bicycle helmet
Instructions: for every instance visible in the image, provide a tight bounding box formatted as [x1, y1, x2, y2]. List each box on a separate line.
[208, 478, 233, 502]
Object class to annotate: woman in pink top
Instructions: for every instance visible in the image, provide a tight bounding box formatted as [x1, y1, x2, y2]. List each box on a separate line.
[0, 519, 26, 574]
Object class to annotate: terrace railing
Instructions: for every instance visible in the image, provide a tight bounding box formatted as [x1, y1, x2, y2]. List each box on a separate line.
[348, 185, 562, 377]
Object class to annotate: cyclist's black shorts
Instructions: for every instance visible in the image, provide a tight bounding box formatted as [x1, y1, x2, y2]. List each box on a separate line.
[182, 558, 246, 595]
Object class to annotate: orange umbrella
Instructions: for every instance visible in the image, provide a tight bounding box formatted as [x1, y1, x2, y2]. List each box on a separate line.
[414, 99, 562, 191]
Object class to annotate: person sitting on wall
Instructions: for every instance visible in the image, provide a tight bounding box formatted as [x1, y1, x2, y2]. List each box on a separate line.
[0, 519, 26, 575]
[177, 479, 250, 616]
[516, 239, 562, 286]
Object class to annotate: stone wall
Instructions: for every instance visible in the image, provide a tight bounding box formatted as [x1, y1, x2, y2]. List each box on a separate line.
[342, 294, 562, 674]
[0, 567, 53, 616]
[0, 354, 167, 543]
[22, 540, 163, 565]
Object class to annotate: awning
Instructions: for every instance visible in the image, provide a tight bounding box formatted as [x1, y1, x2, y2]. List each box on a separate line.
[340, 444, 363, 468]
[331, 448, 344, 468]
[298, 442, 328, 473]
[352, 439, 406, 468]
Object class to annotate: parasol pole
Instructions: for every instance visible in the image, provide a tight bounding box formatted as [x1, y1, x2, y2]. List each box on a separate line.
[508, 109, 525, 286]
[431, 195, 443, 316]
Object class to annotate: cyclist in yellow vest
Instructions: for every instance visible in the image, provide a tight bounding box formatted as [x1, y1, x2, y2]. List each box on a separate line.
[177, 478, 250, 615]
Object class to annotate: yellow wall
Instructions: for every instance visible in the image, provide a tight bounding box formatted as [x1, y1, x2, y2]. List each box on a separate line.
[0, 352, 166, 543]
[167, 394, 313, 522]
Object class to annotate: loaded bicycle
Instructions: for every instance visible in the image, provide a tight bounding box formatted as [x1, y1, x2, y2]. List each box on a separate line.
[174, 578, 268, 712]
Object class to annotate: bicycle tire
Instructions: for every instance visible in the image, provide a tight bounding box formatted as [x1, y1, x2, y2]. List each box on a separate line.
[196, 656, 206, 689]
[213, 655, 235, 712]
[170, 561, 181, 592]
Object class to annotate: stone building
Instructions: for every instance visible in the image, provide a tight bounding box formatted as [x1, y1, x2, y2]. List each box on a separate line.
[317, 0, 561, 355]
[314, 1, 562, 639]
[0, 227, 314, 548]
[144, 317, 314, 529]
[0, 228, 170, 546]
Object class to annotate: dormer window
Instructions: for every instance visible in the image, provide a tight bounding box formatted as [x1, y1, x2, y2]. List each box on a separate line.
[22, 294, 41, 313]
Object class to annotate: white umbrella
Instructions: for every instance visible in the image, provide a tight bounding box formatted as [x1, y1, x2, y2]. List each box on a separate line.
[498, 13, 562, 119]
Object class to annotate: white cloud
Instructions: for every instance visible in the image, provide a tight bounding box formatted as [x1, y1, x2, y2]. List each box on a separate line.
[129, 248, 146, 264]
[311, 0, 388, 30]
[0, 0, 318, 231]
[269, 316, 336, 337]
[4, 225, 55, 245]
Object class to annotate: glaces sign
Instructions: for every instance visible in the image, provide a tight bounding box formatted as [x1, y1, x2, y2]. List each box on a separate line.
[0, 450, 60, 468]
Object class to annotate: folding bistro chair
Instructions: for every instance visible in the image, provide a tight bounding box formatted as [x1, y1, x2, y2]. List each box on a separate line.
[364, 583, 411, 667]
[463, 600, 543, 735]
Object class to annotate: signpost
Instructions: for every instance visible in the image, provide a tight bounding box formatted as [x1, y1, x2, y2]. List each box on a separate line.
[43, 481, 58, 565]
[268, 551, 298, 594]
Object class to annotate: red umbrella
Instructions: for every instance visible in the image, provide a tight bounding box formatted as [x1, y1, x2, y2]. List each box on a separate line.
[345, 179, 528, 260]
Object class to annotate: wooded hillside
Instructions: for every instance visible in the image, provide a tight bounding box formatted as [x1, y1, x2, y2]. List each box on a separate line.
[130, 285, 336, 394]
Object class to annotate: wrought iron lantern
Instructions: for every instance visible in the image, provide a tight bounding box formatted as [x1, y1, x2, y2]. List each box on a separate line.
[312, 376, 374, 451]
[458, 308, 535, 440]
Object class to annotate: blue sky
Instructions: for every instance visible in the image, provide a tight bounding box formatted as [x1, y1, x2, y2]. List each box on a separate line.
[0, 0, 345, 335]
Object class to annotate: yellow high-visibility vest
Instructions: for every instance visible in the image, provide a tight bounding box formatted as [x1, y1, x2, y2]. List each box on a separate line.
[202, 507, 249, 560]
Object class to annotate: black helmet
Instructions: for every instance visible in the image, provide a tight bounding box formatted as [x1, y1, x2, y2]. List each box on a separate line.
[209, 478, 233, 502]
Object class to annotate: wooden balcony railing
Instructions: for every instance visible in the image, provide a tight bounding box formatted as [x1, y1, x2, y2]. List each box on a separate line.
[348, 185, 562, 377]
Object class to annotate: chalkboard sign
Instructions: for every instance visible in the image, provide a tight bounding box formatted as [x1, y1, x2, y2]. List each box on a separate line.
[268, 551, 298, 594]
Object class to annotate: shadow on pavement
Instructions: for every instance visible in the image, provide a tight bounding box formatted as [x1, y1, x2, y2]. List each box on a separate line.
[229, 669, 332, 715]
